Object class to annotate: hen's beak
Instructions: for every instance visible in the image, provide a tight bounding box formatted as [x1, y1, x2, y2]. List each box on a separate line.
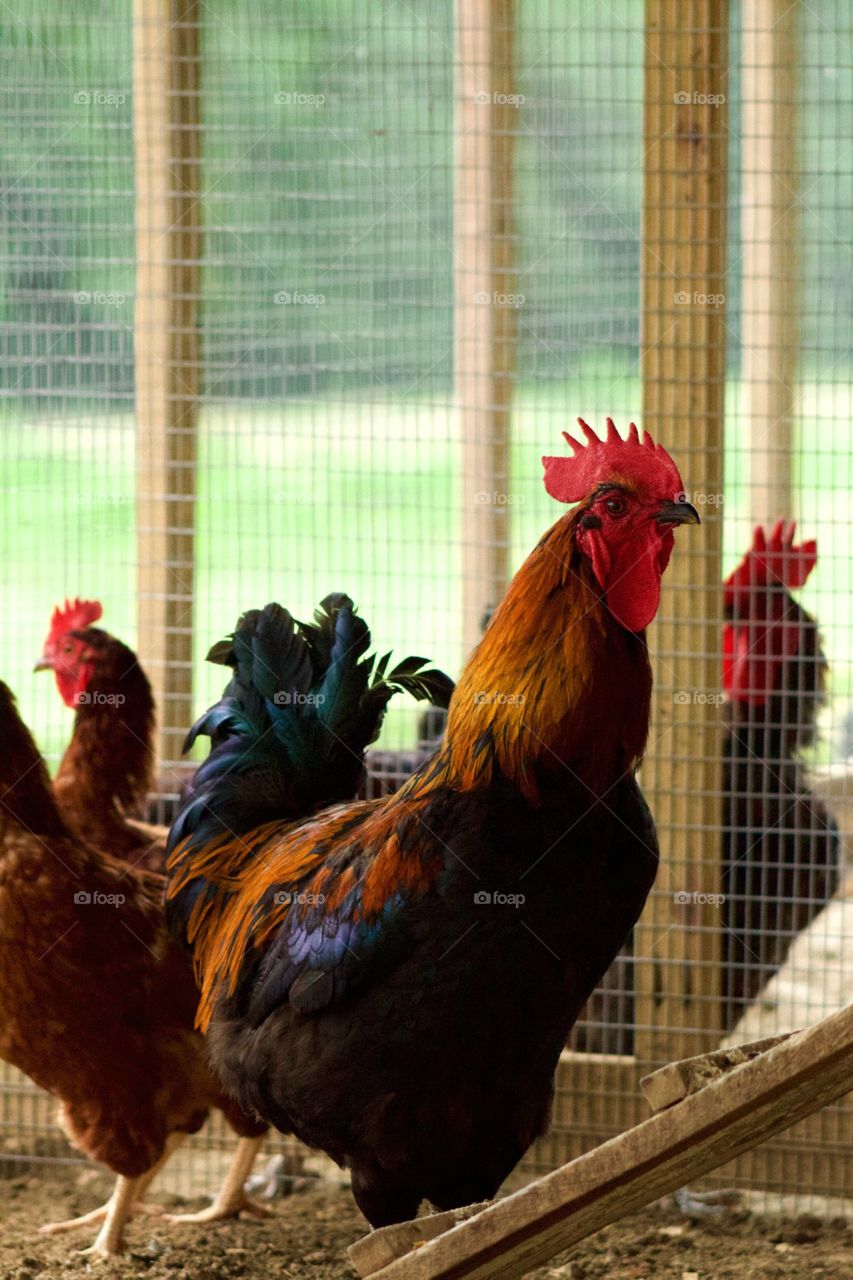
[33, 655, 53, 672]
[656, 499, 700, 527]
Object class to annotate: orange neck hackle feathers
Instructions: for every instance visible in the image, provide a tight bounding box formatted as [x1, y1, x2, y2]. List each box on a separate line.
[433, 509, 651, 803]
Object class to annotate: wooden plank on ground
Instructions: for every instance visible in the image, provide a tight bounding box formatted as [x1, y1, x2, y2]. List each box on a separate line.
[640, 1032, 795, 1112]
[349, 1004, 853, 1280]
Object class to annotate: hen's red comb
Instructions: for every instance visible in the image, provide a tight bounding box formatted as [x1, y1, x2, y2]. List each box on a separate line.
[724, 521, 817, 605]
[542, 418, 684, 505]
[48, 597, 103, 641]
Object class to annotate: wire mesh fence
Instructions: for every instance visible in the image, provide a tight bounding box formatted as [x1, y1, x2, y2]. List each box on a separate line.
[1, 0, 852, 1211]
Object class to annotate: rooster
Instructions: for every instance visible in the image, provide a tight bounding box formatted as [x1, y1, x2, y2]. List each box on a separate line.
[166, 421, 698, 1226]
[0, 682, 269, 1256]
[722, 520, 840, 1026]
[575, 520, 840, 1051]
[35, 598, 167, 871]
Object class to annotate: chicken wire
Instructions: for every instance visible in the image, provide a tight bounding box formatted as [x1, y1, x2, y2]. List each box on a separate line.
[0, 0, 852, 1213]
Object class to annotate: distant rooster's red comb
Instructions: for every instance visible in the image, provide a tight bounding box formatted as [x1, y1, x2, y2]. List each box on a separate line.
[724, 521, 817, 605]
[48, 597, 103, 642]
[542, 418, 684, 505]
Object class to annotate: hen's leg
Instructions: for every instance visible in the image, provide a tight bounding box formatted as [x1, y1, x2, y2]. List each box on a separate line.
[39, 1133, 186, 1252]
[78, 1174, 141, 1258]
[82, 1133, 188, 1257]
[165, 1135, 270, 1224]
[38, 1191, 161, 1238]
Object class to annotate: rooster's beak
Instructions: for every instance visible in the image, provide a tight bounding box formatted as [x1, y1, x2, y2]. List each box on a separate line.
[33, 656, 52, 672]
[656, 499, 700, 527]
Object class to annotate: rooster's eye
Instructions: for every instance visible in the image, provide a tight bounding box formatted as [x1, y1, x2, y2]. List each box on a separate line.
[63, 642, 73, 655]
[605, 496, 627, 517]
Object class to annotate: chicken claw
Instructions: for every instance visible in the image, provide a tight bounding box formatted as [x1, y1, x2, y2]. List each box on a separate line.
[40, 1204, 113, 1235]
[165, 1193, 271, 1224]
[164, 1135, 270, 1225]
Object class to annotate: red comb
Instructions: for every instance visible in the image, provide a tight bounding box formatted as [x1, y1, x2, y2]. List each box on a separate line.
[542, 418, 684, 505]
[48, 597, 103, 641]
[724, 521, 817, 605]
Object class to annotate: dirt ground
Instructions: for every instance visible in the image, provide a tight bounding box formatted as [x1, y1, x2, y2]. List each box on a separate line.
[1, 1165, 852, 1280]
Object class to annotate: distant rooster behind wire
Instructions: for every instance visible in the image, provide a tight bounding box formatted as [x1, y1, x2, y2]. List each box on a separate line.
[722, 521, 839, 1028]
[574, 520, 840, 1050]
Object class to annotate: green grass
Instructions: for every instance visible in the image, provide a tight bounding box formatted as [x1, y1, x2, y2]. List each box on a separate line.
[2, 381, 852, 771]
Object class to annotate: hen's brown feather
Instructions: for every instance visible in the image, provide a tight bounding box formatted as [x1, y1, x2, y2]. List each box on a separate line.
[0, 682, 264, 1191]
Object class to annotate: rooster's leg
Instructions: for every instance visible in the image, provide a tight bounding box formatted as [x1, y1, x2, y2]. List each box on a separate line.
[164, 1135, 270, 1223]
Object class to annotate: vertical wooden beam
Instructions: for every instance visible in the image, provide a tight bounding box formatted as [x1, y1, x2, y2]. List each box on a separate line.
[635, 0, 728, 1064]
[133, 0, 201, 772]
[741, 0, 799, 527]
[455, 0, 517, 657]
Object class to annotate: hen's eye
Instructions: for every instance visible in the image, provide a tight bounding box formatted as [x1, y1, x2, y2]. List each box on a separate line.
[63, 642, 74, 655]
[605, 496, 627, 517]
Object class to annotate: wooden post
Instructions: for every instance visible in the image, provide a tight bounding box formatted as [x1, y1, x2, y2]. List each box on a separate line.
[741, 0, 799, 526]
[635, 0, 728, 1063]
[455, 0, 517, 657]
[133, 0, 201, 772]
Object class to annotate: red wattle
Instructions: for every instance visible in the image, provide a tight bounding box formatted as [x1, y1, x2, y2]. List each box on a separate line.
[603, 542, 663, 632]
